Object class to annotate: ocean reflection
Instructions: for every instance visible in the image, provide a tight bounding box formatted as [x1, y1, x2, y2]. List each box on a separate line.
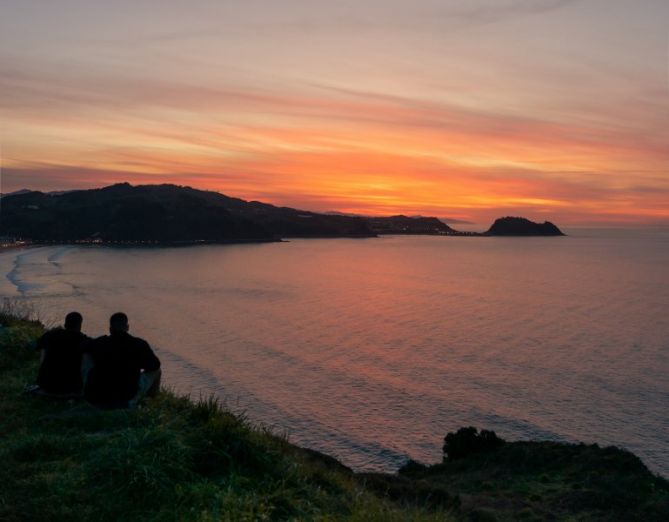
[2, 230, 668, 475]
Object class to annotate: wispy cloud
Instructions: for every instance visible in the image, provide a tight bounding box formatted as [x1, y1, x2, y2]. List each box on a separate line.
[444, 0, 582, 24]
[3, 60, 666, 166]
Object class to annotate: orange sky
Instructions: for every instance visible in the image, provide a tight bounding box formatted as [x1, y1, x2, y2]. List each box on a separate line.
[1, 0, 668, 225]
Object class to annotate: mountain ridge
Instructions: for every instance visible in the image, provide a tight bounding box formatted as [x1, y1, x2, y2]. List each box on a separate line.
[0, 183, 564, 242]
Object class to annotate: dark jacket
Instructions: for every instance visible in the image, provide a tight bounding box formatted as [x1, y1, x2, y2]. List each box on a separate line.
[36, 328, 89, 394]
[83, 331, 160, 409]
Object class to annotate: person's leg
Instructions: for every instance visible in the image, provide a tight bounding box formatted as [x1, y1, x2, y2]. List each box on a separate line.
[127, 369, 162, 408]
[81, 354, 94, 389]
[144, 369, 161, 397]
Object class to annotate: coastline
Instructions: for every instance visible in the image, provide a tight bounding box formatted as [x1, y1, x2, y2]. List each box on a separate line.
[1, 315, 667, 521]
[0, 242, 32, 252]
[1, 238, 285, 248]
[0, 229, 569, 248]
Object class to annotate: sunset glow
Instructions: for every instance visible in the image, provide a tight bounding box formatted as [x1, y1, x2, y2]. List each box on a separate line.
[1, 0, 668, 225]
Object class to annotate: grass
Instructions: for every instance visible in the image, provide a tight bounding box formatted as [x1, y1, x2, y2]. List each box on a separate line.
[0, 315, 452, 521]
[1, 314, 667, 521]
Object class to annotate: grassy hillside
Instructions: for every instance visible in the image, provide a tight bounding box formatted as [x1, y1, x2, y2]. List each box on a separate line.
[1, 312, 667, 521]
[0, 314, 449, 521]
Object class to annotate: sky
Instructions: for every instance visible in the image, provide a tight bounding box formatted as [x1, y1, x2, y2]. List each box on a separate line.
[1, 0, 668, 225]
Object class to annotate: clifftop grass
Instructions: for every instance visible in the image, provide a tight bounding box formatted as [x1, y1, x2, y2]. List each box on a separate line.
[1, 315, 667, 521]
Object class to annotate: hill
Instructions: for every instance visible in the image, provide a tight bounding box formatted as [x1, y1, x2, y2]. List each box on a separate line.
[366, 215, 456, 235]
[0, 183, 566, 242]
[486, 217, 565, 236]
[0, 183, 374, 242]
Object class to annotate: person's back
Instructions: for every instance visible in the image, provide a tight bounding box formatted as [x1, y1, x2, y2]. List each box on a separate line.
[83, 313, 160, 409]
[36, 312, 88, 395]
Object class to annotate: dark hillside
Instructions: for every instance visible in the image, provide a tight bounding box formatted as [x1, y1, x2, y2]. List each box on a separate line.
[0, 183, 373, 242]
[367, 215, 456, 235]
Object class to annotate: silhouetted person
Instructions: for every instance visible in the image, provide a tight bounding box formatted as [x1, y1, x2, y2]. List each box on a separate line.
[35, 311, 89, 396]
[82, 312, 161, 409]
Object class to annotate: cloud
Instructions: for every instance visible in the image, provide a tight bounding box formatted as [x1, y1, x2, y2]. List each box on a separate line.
[445, 0, 582, 24]
[3, 59, 666, 170]
[79, 0, 586, 44]
[5, 152, 668, 226]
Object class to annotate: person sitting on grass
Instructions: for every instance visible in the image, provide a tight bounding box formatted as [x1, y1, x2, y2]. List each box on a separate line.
[82, 312, 161, 409]
[34, 311, 89, 397]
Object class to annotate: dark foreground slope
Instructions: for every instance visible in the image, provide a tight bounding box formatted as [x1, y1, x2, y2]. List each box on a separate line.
[390, 431, 669, 521]
[2, 313, 666, 521]
[0, 183, 374, 242]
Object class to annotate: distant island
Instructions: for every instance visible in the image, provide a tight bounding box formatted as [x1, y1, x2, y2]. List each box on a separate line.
[0, 183, 564, 244]
[485, 216, 564, 236]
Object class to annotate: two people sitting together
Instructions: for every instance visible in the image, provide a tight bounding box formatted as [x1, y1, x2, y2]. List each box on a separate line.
[35, 311, 161, 409]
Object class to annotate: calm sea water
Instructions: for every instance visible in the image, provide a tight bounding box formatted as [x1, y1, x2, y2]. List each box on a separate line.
[1, 229, 667, 476]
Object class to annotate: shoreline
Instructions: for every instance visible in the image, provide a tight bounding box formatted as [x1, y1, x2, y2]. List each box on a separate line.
[0, 230, 569, 248]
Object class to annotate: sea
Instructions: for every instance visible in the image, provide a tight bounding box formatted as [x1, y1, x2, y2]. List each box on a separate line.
[1, 228, 667, 476]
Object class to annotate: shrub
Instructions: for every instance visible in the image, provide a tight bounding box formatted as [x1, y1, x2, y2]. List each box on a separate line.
[0, 298, 39, 327]
[442, 427, 505, 461]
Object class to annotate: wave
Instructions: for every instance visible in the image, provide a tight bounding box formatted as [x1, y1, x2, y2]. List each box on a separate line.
[7, 250, 44, 295]
[47, 246, 75, 269]
[5, 247, 78, 296]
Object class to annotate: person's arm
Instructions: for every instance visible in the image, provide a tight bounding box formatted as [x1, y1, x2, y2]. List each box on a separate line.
[139, 340, 161, 373]
[81, 353, 94, 388]
[79, 338, 95, 389]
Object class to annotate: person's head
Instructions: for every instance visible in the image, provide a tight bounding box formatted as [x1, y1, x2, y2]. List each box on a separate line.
[64, 311, 83, 332]
[109, 312, 129, 334]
